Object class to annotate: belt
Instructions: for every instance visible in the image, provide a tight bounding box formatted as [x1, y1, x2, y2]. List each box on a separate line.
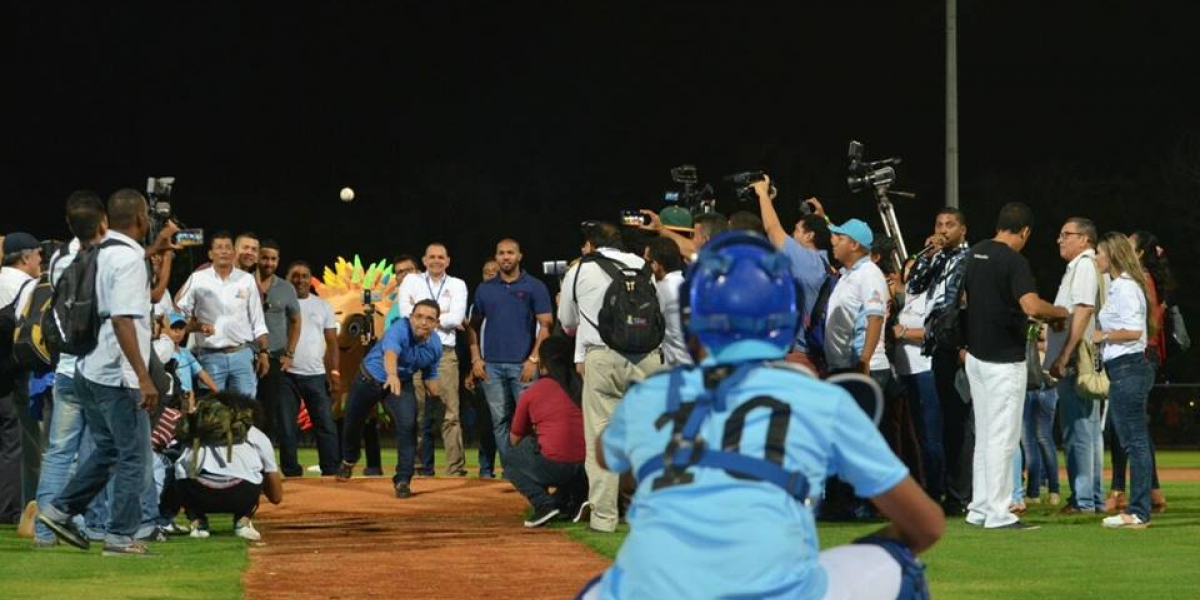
[198, 344, 247, 355]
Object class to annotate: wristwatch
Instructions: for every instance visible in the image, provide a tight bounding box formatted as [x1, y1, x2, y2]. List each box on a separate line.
[284, 350, 295, 358]
[528, 355, 540, 364]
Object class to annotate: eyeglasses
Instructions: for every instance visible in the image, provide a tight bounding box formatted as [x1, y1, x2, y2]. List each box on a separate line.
[1057, 231, 1085, 241]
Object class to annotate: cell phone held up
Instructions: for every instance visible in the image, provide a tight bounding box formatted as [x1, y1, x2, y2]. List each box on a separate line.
[620, 209, 648, 227]
[173, 228, 205, 247]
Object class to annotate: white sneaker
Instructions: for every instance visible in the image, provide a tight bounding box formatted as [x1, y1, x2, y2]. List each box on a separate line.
[306, 465, 322, 474]
[235, 521, 262, 541]
[1101, 513, 1148, 529]
[189, 528, 210, 539]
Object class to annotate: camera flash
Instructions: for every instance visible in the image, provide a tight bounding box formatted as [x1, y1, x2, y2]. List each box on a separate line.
[340, 187, 355, 202]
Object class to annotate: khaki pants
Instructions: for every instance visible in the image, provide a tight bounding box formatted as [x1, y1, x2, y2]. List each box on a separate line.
[414, 348, 465, 475]
[582, 346, 662, 532]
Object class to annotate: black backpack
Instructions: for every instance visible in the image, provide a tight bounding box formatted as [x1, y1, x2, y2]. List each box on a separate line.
[50, 238, 133, 358]
[803, 271, 838, 372]
[574, 254, 665, 354]
[13, 272, 59, 375]
[0, 279, 34, 396]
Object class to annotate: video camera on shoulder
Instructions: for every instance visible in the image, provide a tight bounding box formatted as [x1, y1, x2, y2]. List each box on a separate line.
[723, 171, 776, 203]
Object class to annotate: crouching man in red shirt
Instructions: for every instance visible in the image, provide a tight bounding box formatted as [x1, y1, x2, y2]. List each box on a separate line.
[506, 336, 588, 528]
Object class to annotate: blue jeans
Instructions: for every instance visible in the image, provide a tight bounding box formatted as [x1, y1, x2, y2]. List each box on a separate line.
[1022, 385, 1060, 497]
[341, 373, 418, 484]
[1105, 354, 1154, 521]
[900, 371, 944, 499]
[34, 374, 89, 541]
[197, 347, 258, 397]
[46, 377, 147, 546]
[1058, 375, 1103, 510]
[1012, 445, 1024, 504]
[280, 373, 340, 476]
[479, 362, 535, 462]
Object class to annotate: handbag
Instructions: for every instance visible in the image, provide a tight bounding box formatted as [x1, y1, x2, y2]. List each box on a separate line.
[1075, 337, 1109, 400]
[1075, 258, 1109, 400]
[1025, 321, 1055, 390]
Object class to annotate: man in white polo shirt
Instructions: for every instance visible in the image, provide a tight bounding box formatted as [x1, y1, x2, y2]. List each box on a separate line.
[38, 189, 166, 557]
[175, 231, 270, 397]
[824, 219, 891, 381]
[396, 243, 469, 476]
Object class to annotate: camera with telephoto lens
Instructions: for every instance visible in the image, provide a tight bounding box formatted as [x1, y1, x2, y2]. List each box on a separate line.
[724, 171, 776, 203]
[846, 141, 901, 193]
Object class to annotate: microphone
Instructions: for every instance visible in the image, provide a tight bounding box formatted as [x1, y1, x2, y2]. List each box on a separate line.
[909, 243, 936, 259]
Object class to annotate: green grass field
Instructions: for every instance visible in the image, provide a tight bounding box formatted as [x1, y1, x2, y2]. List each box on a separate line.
[1, 449, 1196, 600]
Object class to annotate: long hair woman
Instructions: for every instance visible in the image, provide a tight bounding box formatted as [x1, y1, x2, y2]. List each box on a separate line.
[1103, 231, 1172, 513]
[1093, 232, 1157, 528]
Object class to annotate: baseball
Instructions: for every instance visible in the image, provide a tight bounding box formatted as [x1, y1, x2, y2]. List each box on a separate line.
[340, 187, 355, 202]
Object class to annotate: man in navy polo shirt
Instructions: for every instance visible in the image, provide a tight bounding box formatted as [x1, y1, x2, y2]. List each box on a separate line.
[337, 299, 443, 499]
[468, 238, 554, 464]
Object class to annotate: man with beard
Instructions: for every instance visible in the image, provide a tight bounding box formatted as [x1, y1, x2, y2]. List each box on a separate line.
[256, 239, 301, 443]
[469, 239, 554, 463]
[905, 208, 973, 515]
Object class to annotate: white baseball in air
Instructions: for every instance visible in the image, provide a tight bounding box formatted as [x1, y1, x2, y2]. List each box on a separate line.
[340, 187, 355, 202]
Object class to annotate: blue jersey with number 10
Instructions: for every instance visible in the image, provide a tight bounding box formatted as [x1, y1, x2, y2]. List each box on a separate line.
[597, 362, 908, 600]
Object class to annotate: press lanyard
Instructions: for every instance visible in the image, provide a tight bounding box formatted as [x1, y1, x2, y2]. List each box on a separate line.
[425, 274, 447, 306]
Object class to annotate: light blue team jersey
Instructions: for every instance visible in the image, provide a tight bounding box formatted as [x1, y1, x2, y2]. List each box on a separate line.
[598, 362, 908, 600]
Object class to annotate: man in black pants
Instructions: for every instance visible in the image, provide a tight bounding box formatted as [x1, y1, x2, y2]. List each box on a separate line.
[906, 208, 973, 515]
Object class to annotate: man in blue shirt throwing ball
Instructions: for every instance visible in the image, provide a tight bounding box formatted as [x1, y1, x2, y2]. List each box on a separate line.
[337, 299, 443, 499]
[579, 232, 945, 600]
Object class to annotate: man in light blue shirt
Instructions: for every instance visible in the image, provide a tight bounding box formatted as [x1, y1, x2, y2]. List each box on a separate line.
[39, 189, 175, 557]
[754, 177, 834, 367]
[580, 232, 943, 600]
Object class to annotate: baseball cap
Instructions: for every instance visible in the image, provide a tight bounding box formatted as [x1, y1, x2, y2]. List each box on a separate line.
[2, 232, 40, 255]
[167, 312, 188, 327]
[829, 219, 874, 249]
[660, 205, 694, 233]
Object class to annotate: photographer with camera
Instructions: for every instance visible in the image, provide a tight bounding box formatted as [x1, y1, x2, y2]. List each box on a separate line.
[557, 221, 663, 533]
[38, 189, 177, 557]
[753, 176, 835, 370]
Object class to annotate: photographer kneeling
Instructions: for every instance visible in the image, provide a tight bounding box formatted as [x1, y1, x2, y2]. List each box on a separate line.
[505, 336, 588, 528]
[173, 392, 283, 540]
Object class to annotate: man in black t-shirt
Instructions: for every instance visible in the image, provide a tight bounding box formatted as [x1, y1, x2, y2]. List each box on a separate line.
[962, 202, 1067, 530]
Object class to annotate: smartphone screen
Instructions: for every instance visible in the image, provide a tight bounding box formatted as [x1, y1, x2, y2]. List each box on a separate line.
[620, 209, 643, 227]
[174, 228, 205, 247]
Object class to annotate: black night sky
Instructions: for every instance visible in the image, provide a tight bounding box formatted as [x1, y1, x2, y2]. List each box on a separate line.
[4, 2, 1200, 374]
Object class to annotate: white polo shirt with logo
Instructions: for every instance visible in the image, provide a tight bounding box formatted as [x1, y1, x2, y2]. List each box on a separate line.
[824, 256, 890, 372]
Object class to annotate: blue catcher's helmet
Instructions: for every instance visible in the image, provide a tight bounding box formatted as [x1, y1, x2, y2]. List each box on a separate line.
[682, 231, 800, 361]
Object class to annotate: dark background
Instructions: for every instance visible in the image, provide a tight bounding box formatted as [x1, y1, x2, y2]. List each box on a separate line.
[4, 2, 1199, 379]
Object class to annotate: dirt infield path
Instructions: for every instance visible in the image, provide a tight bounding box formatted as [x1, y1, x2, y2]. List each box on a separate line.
[242, 477, 610, 600]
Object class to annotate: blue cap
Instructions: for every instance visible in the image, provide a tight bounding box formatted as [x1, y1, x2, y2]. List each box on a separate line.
[167, 312, 187, 326]
[2, 232, 39, 255]
[829, 219, 874, 249]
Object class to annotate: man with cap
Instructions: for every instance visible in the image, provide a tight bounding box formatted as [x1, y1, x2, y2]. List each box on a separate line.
[825, 219, 892, 383]
[0, 232, 42, 524]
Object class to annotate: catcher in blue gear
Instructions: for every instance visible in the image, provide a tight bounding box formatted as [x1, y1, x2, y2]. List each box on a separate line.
[578, 231, 944, 600]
